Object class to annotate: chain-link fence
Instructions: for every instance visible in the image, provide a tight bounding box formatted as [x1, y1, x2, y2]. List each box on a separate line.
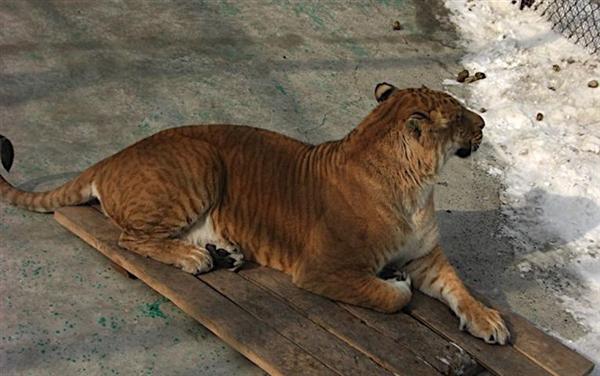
[520, 0, 600, 54]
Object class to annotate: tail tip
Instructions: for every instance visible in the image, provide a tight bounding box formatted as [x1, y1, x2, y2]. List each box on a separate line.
[0, 135, 14, 172]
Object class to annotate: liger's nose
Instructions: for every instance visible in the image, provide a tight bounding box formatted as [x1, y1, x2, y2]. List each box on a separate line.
[474, 112, 485, 129]
[466, 110, 485, 129]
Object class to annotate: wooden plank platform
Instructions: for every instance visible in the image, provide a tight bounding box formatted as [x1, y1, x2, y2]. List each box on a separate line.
[54, 206, 594, 376]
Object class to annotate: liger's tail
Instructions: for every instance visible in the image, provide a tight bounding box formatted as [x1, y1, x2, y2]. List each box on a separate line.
[0, 135, 95, 213]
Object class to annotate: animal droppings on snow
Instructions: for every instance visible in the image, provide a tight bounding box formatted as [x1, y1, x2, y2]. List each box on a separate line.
[457, 69, 470, 82]
[464, 71, 486, 83]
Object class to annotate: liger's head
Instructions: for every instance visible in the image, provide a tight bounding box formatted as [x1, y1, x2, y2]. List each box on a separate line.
[373, 82, 485, 160]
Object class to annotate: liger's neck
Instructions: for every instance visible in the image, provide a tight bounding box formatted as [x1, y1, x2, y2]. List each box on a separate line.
[333, 110, 445, 211]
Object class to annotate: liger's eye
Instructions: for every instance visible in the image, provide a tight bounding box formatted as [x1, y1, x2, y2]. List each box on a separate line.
[412, 112, 429, 120]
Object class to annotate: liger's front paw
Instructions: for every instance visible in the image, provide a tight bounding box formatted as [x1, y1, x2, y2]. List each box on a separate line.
[206, 244, 244, 271]
[384, 270, 412, 296]
[458, 302, 510, 345]
[178, 247, 214, 275]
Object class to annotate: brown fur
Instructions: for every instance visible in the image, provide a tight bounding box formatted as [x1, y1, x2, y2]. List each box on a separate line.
[0, 84, 509, 344]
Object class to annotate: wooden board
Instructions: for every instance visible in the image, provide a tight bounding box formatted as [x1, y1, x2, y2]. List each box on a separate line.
[407, 293, 550, 376]
[54, 205, 594, 376]
[471, 291, 595, 376]
[240, 266, 480, 376]
[506, 312, 594, 376]
[199, 270, 393, 376]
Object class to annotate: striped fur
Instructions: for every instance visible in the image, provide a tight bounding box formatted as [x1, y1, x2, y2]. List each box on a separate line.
[0, 85, 508, 344]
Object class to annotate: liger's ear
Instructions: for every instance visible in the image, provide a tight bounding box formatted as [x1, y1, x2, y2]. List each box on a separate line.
[374, 82, 397, 103]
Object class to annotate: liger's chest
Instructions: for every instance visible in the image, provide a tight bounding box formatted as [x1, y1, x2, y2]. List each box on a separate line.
[388, 201, 439, 267]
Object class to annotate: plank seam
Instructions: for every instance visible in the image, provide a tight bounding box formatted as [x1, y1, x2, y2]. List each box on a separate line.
[338, 303, 443, 373]
[470, 290, 594, 376]
[238, 270, 439, 376]
[236, 273, 398, 375]
[197, 274, 347, 376]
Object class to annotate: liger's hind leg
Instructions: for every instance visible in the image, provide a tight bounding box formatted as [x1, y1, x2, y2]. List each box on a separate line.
[119, 234, 214, 275]
[98, 138, 233, 275]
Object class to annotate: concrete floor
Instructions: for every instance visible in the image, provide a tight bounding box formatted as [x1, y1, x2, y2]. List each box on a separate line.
[0, 1, 585, 375]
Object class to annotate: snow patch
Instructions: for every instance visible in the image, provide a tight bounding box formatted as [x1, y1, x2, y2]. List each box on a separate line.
[444, 0, 600, 370]
[518, 261, 532, 274]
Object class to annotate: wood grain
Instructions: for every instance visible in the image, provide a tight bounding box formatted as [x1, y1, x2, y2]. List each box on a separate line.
[240, 266, 442, 376]
[406, 292, 551, 376]
[200, 270, 393, 376]
[473, 290, 595, 376]
[341, 304, 483, 376]
[506, 311, 593, 376]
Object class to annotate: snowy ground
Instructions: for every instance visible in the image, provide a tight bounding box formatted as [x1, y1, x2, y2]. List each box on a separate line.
[443, 0, 600, 371]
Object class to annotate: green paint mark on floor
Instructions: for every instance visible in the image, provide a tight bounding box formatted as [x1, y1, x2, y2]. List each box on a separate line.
[275, 83, 287, 95]
[195, 110, 212, 121]
[219, 0, 240, 16]
[348, 42, 369, 58]
[26, 52, 42, 61]
[294, 3, 326, 29]
[376, 0, 407, 7]
[137, 119, 151, 133]
[110, 317, 123, 331]
[97, 316, 123, 330]
[20, 259, 45, 279]
[141, 298, 168, 319]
